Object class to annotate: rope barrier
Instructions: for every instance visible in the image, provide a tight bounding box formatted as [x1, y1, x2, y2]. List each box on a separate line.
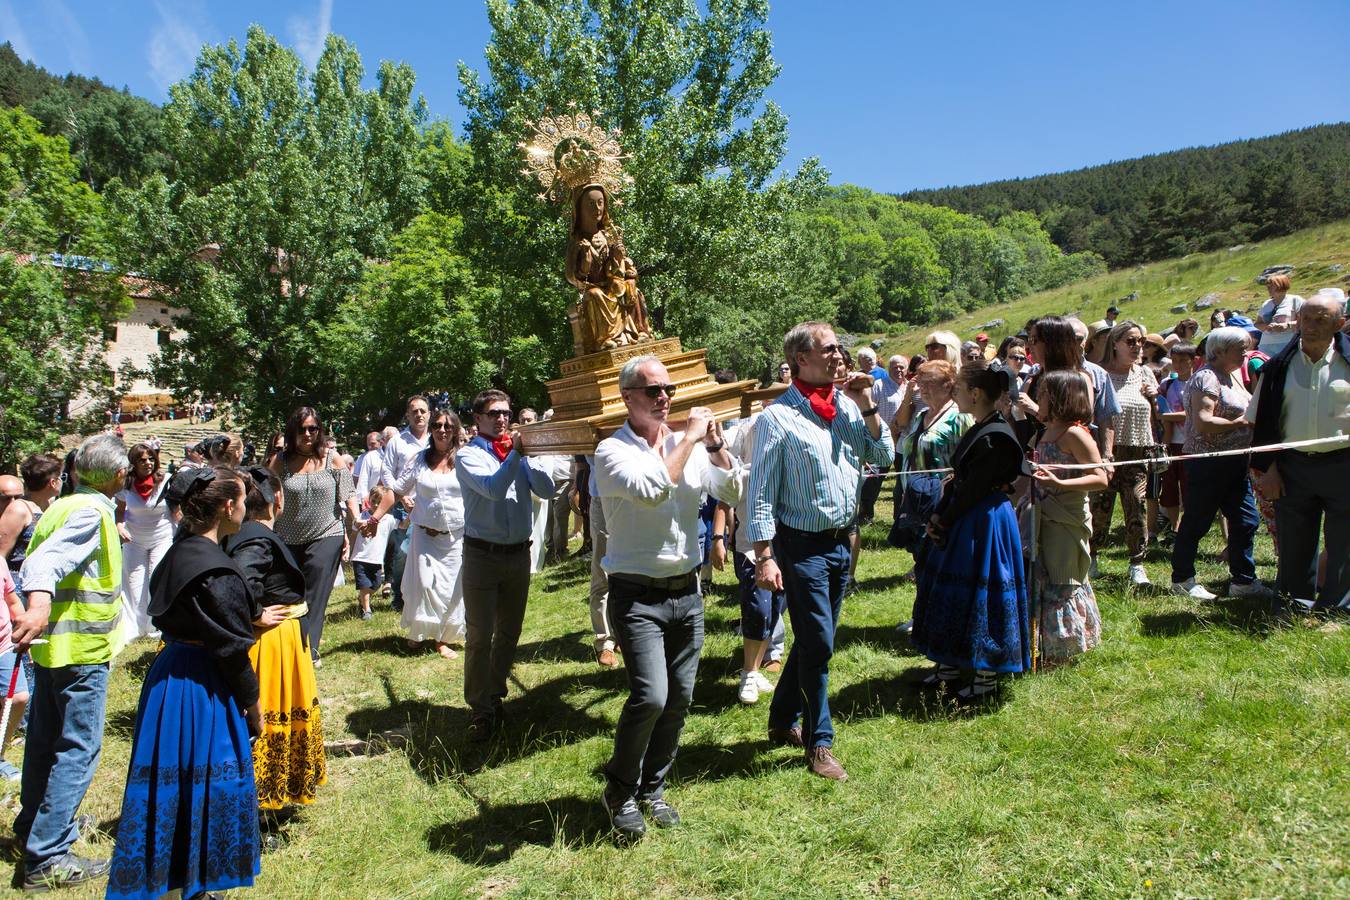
[865, 434, 1350, 479]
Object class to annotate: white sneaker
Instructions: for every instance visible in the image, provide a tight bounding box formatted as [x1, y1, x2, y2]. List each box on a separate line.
[1088, 557, 1100, 579]
[737, 671, 760, 705]
[1171, 579, 1217, 601]
[1230, 579, 1276, 600]
[1129, 564, 1151, 586]
[749, 670, 774, 693]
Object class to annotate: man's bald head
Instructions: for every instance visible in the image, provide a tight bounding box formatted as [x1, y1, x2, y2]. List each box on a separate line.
[0, 474, 22, 501]
[1067, 317, 1089, 344]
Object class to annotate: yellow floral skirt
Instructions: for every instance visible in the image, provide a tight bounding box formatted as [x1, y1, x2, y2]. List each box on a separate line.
[248, 618, 327, 809]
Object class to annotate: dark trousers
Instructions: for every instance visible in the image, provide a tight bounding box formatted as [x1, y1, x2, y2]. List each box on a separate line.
[1170, 457, 1258, 586]
[1276, 450, 1350, 610]
[767, 528, 850, 749]
[605, 577, 703, 801]
[462, 543, 532, 718]
[546, 477, 573, 562]
[858, 464, 890, 521]
[16, 663, 109, 869]
[734, 551, 785, 641]
[289, 534, 344, 661]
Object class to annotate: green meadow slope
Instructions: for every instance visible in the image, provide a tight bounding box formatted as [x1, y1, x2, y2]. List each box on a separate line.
[876, 219, 1350, 358]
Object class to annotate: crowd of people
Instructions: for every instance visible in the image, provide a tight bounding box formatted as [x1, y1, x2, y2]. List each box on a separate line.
[0, 282, 1345, 889]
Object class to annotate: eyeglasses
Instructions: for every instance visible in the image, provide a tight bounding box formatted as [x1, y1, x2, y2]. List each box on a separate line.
[483, 409, 512, 418]
[925, 343, 943, 351]
[300, 425, 320, 433]
[634, 384, 677, 399]
[816, 343, 843, 356]
[1121, 337, 1143, 347]
[1008, 354, 1027, 362]
[431, 423, 457, 431]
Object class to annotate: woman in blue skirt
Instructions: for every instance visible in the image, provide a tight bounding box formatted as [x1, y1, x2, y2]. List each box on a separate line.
[913, 361, 1032, 700]
[107, 465, 262, 899]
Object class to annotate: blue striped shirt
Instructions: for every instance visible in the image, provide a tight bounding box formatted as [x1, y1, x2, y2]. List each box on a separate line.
[747, 384, 894, 542]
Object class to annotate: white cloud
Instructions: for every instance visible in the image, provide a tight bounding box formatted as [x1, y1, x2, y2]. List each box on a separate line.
[287, 0, 333, 71]
[148, 1, 204, 94]
[0, 1, 35, 63]
[43, 0, 89, 72]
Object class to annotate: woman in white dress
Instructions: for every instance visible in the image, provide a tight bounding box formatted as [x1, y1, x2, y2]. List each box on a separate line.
[116, 443, 174, 642]
[365, 408, 466, 659]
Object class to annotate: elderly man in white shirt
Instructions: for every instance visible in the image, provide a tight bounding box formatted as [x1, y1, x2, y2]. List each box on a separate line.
[595, 354, 742, 841]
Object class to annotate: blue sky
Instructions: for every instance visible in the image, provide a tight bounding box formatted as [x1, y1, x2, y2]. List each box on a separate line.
[3, 0, 1347, 192]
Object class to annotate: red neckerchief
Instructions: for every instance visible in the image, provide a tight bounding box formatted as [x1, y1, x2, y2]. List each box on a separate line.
[490, 433, 513, 462]
[133, 473, 156, 500]
[793, 378, 837, 423]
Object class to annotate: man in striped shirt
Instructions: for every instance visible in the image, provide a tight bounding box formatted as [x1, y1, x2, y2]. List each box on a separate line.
[749, 322, 893, 782]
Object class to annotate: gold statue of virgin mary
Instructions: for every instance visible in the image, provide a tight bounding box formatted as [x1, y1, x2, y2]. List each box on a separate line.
[520, 112, 654, 356]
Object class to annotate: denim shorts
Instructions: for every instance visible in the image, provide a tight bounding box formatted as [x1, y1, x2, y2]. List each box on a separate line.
[0, 647, 30, 697]
[352, 560, 384, 590]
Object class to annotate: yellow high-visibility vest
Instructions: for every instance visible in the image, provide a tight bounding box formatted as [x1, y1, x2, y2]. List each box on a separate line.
[24, 491, 124, 667]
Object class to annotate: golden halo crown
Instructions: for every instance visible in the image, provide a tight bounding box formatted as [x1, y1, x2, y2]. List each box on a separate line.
[519, 109, 632, 206]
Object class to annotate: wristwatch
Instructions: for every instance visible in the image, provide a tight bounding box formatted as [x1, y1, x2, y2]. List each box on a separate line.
[861, 407, 879, 417]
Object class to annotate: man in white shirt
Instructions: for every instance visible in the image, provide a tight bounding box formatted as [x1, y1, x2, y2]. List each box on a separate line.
[595, 355, 741, 841]
[382, 396, 430, 613]
[1247, 291, 1350, 611]
[353, 431, 385, 505]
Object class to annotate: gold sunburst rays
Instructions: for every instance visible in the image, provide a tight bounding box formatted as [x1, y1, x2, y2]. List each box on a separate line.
[519, 108, 632, 205]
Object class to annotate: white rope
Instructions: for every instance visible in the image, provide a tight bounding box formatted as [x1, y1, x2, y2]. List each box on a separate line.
[867, 434, 1349, 479]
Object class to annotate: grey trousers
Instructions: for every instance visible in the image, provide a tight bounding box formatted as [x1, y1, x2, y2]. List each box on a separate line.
[462, 542, 532, 718]
[604, 576, 704, 801]
[589, 496, 614, 651]
[1276, 450, 1350, 610]
[546, 477, 574, 561]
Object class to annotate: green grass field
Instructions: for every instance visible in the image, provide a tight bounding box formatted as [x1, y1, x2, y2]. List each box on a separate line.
[5, 494, 1347, 898]
[873, 219, 1350, 359]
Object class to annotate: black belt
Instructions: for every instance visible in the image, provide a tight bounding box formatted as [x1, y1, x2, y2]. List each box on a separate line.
[610, 569, 699, 594]
[1286, 445, 1350, 461]
[465, 536, 531, 554]
[776, 522, 853, 542]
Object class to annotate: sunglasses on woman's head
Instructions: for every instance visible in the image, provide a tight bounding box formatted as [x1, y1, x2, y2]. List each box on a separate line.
[636, 384, 677, 399]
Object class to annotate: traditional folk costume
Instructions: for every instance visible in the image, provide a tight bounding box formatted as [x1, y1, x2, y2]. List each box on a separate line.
[913, 412, 1032, 685]
[107, 536, 261, 900]
[225, 519, 327, 808]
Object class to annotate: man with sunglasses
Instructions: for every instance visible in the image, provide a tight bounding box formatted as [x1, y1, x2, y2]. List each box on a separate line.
[595, 355, 741, 840]
[748, 322, 893, 782]
[456, 389, 558, 741]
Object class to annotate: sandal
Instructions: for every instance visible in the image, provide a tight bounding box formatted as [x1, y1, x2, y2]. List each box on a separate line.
[921, 664, 961, 687]
[957, 670, 998, 701]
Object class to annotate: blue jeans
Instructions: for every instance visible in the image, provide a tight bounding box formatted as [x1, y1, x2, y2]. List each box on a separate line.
[15, 663, 110, 869]
[767, 528, 851, 749]
[1171, 457, 1258, 585]
[389, 527, 411, 607]
[604, 576, 704, 801]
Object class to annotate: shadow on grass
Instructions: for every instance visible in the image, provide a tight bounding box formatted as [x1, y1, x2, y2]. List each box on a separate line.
[850, 572, 915, 597]
[515, 629, 596, 665]
[322, 633, 420, 658]
[833, 664, 1012, 722]
[1138, 594, 1289, 639]
[425, 795, 607, 865]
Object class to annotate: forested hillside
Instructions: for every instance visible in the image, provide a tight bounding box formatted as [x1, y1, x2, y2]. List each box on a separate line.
[902, 123, 1350, 269]
[0, 41, 165, 189]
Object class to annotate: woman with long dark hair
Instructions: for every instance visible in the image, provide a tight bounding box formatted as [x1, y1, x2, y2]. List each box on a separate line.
[115, 443, 174, 642]
[268, 407, 357, 666]
[364, 407, 466, 658]
[107, 466, 261, 899]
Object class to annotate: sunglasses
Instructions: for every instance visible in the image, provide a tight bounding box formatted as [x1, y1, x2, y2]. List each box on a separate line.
[431, 423, 457, 431]
[1008, 354, 1027, 362]
[817, 343, 843, 356]
[924, 343, 943, 351]
[301, 425, 321, 433]
[634, 384, 677, 399]
[483, 409, 512, 418]
[1121, 337, 1143, 347]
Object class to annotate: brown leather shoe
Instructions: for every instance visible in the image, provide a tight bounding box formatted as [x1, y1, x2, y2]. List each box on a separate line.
[762, 660, 782, 674]
[806, 745, 848, 782]
[597, 648, 619, 668]
[767, 725, 804, 748]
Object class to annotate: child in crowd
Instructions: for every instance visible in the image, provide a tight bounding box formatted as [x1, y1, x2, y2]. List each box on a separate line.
[1029, 370, 1108, 664]
[0, 562, 29, 782]
[350, 484, 396, 621]
[224, 467, 327, 817]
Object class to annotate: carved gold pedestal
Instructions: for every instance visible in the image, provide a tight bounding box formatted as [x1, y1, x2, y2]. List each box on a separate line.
[520, 338, 759, 455]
